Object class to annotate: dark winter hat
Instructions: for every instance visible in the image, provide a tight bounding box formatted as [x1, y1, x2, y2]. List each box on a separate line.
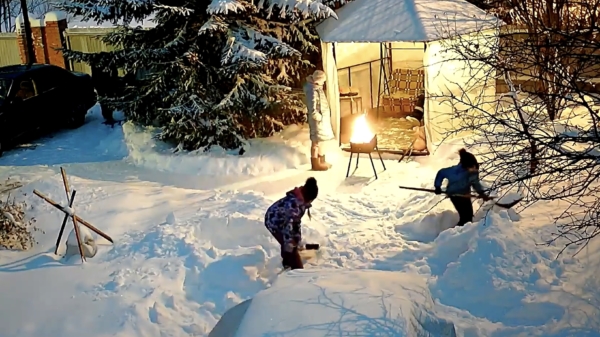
[458, 148, 479, 169]
[303, 177, 319, 202]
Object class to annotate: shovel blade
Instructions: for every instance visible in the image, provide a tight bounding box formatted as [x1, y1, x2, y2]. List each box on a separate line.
[494, 198, 523, 209]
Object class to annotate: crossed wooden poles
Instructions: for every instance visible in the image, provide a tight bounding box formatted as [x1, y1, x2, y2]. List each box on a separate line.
[33, 167, 113, 263]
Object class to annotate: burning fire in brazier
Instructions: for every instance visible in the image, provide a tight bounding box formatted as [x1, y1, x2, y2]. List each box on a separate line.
[346, 113, 386, 179]
[350, 114, 375, 144]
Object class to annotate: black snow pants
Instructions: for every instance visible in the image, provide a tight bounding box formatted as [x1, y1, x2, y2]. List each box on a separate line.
[449, 197, 474, 227]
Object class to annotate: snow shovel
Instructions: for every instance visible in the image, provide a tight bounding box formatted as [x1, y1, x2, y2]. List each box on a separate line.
[398, 186, 523, 209]
[299, 243, 320, 251]
[277, 244, 321, 275]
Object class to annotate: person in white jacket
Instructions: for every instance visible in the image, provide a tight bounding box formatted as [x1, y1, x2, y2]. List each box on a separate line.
[303, 70, 335, 171]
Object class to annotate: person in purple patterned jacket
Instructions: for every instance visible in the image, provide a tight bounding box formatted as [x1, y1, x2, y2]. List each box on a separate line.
[265, 177, 319, 270]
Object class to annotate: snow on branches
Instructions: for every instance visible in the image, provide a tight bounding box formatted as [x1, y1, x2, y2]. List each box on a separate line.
[61, 0, 341, 151]
[221, 28, 300, 66]
[207, 0, 246, 15]
[256, 0, 337, 20]
[57, 0, 155, 25]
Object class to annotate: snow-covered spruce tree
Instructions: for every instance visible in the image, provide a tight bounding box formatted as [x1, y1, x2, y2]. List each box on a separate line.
[58, 0, 339, 151]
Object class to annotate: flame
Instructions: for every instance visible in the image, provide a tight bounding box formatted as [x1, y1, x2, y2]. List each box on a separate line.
[350, 114, 375, 144]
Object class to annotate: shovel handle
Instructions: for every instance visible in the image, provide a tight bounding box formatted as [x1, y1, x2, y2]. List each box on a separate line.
[398, 186, 492, 200]
[398, 185, 523, 209]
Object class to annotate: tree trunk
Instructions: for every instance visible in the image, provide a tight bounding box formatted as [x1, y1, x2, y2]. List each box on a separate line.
[529, 140, 539, 174]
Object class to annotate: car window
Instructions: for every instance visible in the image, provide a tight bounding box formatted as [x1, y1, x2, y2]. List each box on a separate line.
[33, 68, 70, 94]
[13, 78, 37, 101]
[0, 78, 11, 103]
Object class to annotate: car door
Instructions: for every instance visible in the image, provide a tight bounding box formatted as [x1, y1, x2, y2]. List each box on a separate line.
[0, 76, 39, 144]
[51, 68, 77, 120]
[40, 67, 78, 126]
[0, 78, 22, 144]
[31, 69, 61, 130]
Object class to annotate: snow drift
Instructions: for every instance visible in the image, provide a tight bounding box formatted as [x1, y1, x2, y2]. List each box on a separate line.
[122, 122, 342, 176]
[209, 269, 457, 337]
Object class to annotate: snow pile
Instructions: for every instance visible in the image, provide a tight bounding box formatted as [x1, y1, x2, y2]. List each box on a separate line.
[433, 216, 549, 323]
[472, 192, 523, 222]
[424, 211, 598, 334]
[395, 191, 522, 244]
[66, 225, 93, 245]
[65, 224, 97, 258]
[122, 122, 341, 176]
[399, 209, 460, 243]
[387, 202, 600, 335]
[233, 269, 457, 337]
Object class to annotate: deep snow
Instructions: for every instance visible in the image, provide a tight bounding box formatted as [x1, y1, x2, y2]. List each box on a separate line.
[234, 269, 458, 336]
[0, 106, 599, 336]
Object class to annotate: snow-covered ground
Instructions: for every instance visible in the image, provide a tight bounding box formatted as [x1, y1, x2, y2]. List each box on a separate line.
[0, 106, 599, 337]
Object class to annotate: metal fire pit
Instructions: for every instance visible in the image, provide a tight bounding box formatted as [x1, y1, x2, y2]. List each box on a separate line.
[347, 135, 386, 179]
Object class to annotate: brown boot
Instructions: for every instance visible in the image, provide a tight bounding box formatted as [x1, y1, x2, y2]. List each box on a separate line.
[311, 157, 328, 171]
[319, 155, 332, 169]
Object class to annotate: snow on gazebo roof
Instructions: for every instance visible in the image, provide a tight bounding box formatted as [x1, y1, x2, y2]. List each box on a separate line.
[316, 0, 501, 43]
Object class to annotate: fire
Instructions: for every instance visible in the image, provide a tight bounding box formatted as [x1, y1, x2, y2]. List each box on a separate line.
[350, 114, 374, 144]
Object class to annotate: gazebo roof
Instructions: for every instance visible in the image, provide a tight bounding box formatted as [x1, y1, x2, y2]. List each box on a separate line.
[316, 0, 501, 43]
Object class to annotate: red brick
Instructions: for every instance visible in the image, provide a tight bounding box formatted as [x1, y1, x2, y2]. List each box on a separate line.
[31, 26, 47, 64]
[17, 34, 28, 63]
[44, 19, 68, 69]
[15, 12, 68, 67]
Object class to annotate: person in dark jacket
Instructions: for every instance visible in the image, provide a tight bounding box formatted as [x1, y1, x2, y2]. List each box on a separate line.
[92, 65, 118, 126]
[265, 177, 319, 270]
[434, 149, 491, 227]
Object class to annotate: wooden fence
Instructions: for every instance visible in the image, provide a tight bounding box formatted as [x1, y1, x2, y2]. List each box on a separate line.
[64, 28, 120, 75]
[0, 33, 21, 66]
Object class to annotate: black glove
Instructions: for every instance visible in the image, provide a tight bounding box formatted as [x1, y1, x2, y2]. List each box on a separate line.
[434, 187, 442, 195]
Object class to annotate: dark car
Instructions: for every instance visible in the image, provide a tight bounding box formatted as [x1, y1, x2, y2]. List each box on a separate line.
[0, 64, 97, 156]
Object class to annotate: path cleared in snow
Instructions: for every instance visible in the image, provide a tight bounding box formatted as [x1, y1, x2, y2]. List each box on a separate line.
[0, 107, 599, 337]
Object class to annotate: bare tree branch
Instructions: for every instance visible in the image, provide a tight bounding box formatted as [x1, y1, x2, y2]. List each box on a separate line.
[0, 0, 54, 32]
[431, 0, 600, 254]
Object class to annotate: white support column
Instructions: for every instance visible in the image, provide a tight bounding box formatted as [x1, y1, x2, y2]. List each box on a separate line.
[321, 42, 341, 145]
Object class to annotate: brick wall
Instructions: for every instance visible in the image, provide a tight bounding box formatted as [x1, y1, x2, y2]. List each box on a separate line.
[45, 19, 68, 68]
[16, 11, 68, 69]
[31, 25, 47, 64]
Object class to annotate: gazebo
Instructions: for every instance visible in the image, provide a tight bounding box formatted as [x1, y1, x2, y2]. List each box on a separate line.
[316, 0, 501, 153]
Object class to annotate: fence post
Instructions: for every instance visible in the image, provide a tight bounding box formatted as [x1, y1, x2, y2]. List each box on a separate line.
[15, 13, 42, 64]
[44, 12, 69, 69]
